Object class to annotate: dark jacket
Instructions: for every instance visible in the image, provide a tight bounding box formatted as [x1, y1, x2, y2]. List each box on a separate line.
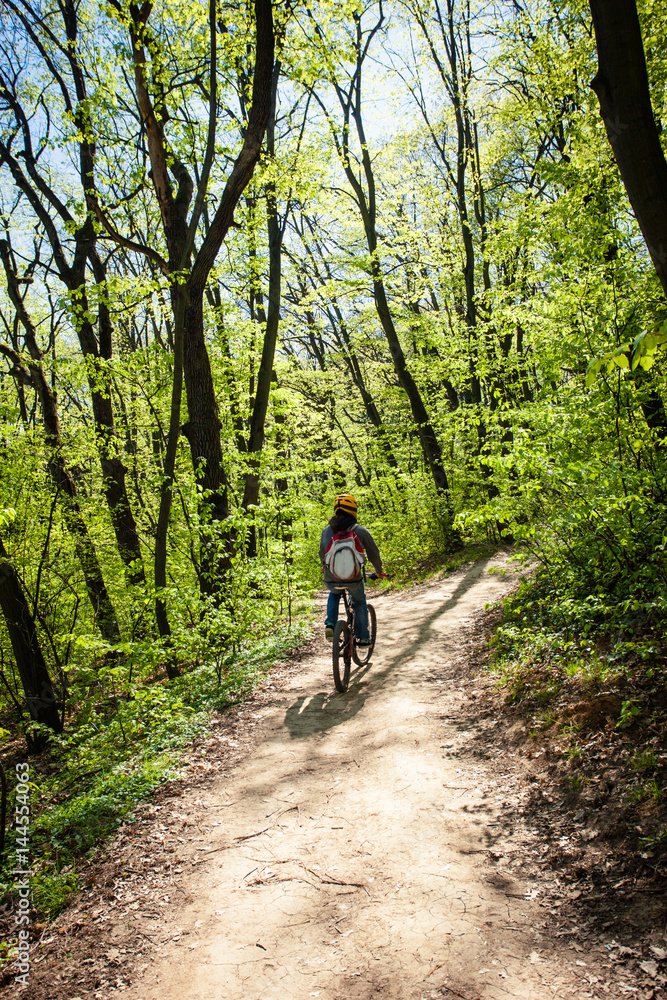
[319, 518, 384, 584]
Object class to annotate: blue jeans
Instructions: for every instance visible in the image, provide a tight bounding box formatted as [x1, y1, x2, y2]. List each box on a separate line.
[325, 580, 369, 641]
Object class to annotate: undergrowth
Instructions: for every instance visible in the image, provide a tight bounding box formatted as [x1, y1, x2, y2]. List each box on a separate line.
[488, 563, 667, 851]
[0, 535, 494, 932]
[0, 617, 311, 926]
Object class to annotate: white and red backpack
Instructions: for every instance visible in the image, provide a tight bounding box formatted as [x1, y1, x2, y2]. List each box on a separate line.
[324, 529, 366, 582]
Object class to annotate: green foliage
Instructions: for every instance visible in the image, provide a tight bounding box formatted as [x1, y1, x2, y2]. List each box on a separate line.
[31, 866, 79, 917]
[639, 827, 667, 851]
[627, 778, 662, 804]
[633, 748, 658, 769]
[617, 699, 643, 729]
[585, 323, 667, 385]
[2, 0, 667, 931]
[0, 613, 310, 921]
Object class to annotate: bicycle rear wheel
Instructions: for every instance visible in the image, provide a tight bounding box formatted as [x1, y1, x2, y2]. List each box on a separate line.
[353, 604, 376, 666]
[332, 620, 351, 692]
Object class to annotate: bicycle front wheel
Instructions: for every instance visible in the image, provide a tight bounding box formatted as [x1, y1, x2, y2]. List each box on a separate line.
[332, 620, 351, 692]
[353, 604, 376, 666]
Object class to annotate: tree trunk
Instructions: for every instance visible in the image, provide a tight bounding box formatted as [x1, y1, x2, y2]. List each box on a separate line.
[0, 0, 146, 590]
[242, 67, 283, 550]
[372, 272, 451, 498]
[206, 282, 247, 453]
[72, 285, 146, 587]
[273, 379, 293, 562]
[0, 161, 146, 593]
[140, 0, 274, 609]
[291, 225, 401, 469]
[326, 302, 401, 470]
[88, 252, 147, 586]
[328, 10, 456, 531]
[589, 0, 667, 297]
[181, 289, 230, 591]
[0, 540, 61, 735]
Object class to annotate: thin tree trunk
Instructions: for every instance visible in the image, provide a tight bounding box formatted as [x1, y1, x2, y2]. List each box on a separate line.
[0, 164, 146, 593]
[88, 251, 147, 586]
[10, 0, 146, 588]
[325, 301, 401, 470]
[371, 271, 451, 499]
[325, 8, 456, 531]
[154, 287, 186, 652]
[242, 66, 283, 552]
[206, 282, 247, 453]
[273, 378, 293, 562]
[289, 225, 401, 469]
[180, 290, 230, 591]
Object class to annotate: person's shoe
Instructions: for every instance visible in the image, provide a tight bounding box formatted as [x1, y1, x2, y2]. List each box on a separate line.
[357, 637, 372, 647]
[325, 624, 334, 641]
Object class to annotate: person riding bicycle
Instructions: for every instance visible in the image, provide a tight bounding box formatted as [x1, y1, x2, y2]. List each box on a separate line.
[319, 493, 386, 645]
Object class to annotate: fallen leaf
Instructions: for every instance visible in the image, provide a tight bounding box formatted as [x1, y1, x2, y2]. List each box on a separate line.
[640, 960, 659, 978]
[650, 946, 667, 961]
[530, 951, 541, 964]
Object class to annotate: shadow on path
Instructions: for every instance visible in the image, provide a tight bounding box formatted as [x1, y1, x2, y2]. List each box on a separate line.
[283, 559, 493, 739]
[283, 661, 373, 738]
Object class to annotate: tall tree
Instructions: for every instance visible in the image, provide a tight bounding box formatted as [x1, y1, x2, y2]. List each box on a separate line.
[0, 239, 121, 642]
[401, 0, 517, 494]
[589, 0, 667, 297]
[241, 58, 313, 553]
[0, 0, 147, 594]
[76, 0, 276, 626]
[309, 4, 456, 530]
[284, 213, 401, 471]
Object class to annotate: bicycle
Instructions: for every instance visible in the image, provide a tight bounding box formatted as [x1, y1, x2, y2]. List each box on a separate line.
[332, 572, 377, 693]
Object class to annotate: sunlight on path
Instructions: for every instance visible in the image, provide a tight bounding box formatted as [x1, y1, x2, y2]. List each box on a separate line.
[133, 557, 587, 1000]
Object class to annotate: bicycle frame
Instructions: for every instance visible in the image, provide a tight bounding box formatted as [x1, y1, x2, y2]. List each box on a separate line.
[342, 589, 357, 634]
[335, 569, 376, 641]
[331, 572, 377, 693]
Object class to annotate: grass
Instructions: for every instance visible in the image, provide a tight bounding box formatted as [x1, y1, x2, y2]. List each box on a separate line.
[0, 541, 498, 935]
[481, 563, 667, 864]
[627, 779, 662, 804]
[390, 540, 507, 587]
[0, 615, 313, 929]
[633, 748, 658, 769]
[563, 654, 611, 684]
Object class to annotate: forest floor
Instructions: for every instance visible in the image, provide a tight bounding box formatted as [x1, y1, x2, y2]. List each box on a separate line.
[8, 553, 667, 1000]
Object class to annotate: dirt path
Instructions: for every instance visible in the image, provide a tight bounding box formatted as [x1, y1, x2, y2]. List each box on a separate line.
[24, 556, 654, 999]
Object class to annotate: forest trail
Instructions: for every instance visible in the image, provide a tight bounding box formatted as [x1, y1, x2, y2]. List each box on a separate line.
[110, 554, 604, 1000]
[36, 556, 634, 1000]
